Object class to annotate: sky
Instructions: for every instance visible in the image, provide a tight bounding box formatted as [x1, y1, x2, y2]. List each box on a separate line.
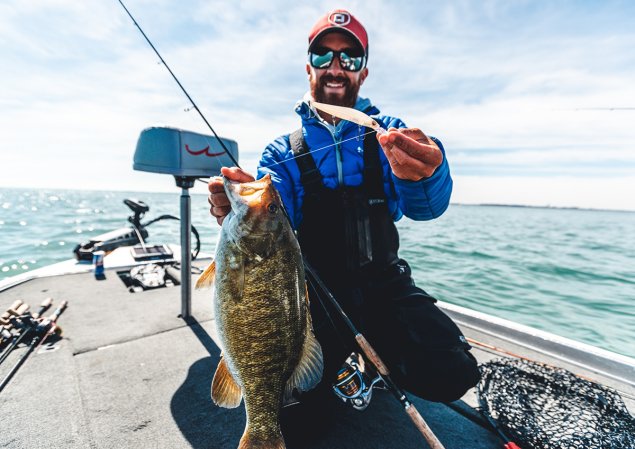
[1, 0, 634, 210]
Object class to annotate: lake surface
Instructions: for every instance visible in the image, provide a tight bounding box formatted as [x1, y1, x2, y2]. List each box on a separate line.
[1, 188, 633, 358]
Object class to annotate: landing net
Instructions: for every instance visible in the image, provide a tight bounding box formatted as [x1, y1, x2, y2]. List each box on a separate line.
[477, 358, 635, 449]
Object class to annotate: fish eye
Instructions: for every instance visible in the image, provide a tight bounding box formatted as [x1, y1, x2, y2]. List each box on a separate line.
[267, 203, 278, 214]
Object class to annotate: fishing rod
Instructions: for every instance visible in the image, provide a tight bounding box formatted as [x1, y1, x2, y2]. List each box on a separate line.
[118, 4, 445, 446]
[0, 300, 26, 327]
[116, 0, 240, 169]
[0, 298, 53, 366]
[0, 303, 30, 344]
[0, 300, 24, 329]
[304, 259, 446, 449]
[0, 301, 68, 394]
[0, 301, 27, 347]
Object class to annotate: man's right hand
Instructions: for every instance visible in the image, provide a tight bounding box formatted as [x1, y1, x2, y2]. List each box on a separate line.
[208, 166, 255, 226]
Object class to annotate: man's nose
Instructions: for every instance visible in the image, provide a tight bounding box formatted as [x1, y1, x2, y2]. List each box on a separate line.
[326, 55, 345, 75]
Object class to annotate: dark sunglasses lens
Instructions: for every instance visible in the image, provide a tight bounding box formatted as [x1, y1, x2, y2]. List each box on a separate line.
[339, 52, 365, 72]
[310, 51, 334, 69]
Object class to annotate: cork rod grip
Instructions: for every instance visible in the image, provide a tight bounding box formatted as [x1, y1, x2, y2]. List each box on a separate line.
[405, 404, 446, 449]
[354, 334, 390, 376]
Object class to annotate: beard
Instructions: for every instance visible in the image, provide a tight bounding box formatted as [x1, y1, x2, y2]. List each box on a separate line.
[311, 74, 360, 108]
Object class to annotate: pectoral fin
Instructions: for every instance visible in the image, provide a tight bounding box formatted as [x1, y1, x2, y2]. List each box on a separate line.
[195, 260, 216, 289]
[285, 330, 324, 398]
[211, 356, 242, 408]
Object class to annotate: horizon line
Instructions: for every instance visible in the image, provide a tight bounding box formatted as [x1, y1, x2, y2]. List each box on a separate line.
[1, 185, 633, 214]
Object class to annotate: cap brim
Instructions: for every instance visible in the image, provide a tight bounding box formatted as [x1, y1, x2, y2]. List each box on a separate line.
[308, 28, 366, 55]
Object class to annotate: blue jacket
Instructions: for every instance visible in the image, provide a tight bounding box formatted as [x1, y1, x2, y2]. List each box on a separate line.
[257, 96, 452, 229]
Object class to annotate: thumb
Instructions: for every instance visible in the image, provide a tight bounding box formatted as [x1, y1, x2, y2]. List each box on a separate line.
[220, 166, 255, 183]
[398, 128, 431, 144]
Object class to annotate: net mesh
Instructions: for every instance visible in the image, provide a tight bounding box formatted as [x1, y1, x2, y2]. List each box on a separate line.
[477, 358, 635, 449]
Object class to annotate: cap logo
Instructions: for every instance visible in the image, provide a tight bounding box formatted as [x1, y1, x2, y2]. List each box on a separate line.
[328, 12, 351, 27]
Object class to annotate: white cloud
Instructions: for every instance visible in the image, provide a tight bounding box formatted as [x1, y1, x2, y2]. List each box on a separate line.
[0, 0, 634, 209]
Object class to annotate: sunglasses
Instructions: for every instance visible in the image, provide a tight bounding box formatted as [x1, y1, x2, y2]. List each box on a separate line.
[309, 47, 366, 72]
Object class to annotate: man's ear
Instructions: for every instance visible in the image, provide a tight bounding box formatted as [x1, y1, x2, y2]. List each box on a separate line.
[359, 67, 369, 86]
[306, 62, 311, 76]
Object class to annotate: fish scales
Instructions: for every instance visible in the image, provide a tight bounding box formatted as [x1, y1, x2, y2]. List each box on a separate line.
[218, 243, 305, 434]
[198, 174, 323, 449]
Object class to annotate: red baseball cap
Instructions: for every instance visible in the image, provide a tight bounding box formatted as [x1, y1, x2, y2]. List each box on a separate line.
[308, 9, 368, 55]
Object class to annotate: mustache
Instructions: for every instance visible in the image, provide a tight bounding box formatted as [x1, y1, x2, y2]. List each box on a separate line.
[320, 75, 349, 87]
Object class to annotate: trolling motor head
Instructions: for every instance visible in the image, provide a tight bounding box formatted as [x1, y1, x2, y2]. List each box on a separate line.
[124, 198, 149, 228]
[73, 199, 150, 261]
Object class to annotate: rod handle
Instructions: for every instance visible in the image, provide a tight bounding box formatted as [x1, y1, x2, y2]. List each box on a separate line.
[0, 303, 30, 327]
[2, 300, 23, 317]
[33, 297, 53, 319]
[51, 301, 68, 322]
[405, 403, 446, 449]
[11, 303, 30, 316]
[355, 334, 389, 376]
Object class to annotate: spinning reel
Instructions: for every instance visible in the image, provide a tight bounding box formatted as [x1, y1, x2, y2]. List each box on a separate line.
[332, 352, 384, 411]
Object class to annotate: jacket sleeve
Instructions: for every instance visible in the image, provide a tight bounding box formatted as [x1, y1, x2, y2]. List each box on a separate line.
[257, 135, 300, 229]
[392, 137, 452, 220]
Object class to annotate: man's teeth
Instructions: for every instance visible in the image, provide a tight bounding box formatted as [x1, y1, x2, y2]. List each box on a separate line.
[326, 82, 344, 87]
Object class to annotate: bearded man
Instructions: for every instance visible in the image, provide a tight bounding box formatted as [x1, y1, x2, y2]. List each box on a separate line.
[209, 9, 480, 408]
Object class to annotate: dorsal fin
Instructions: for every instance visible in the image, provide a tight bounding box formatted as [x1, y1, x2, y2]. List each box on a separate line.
[211, 356, 242, 408]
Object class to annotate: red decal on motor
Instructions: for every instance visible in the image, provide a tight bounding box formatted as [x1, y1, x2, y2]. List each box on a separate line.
[185, 144, 225, 157]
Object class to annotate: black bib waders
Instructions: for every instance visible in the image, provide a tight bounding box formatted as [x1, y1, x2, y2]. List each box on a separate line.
[290, 129, 480, 403]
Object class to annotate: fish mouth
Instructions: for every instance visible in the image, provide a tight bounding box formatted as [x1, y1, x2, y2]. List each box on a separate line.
[224, 174, 274, 208]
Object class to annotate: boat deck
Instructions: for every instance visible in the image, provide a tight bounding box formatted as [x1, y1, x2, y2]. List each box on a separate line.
[1, 259, 633, 449]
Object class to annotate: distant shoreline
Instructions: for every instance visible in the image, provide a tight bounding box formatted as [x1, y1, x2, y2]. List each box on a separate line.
[452, 203, 635, 213]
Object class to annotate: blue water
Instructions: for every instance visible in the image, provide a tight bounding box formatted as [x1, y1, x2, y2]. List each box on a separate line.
[1, 188, 634, 358]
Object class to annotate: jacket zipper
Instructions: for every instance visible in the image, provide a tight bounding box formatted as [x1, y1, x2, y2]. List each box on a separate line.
[335, 140, 344, 185]
[316, 121, 344, 186]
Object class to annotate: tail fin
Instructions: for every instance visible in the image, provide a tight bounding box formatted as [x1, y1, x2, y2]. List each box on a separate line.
[237, 430, 285, 449]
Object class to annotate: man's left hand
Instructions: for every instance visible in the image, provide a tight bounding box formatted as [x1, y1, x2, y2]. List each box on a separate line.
[377, 128, 443, 181]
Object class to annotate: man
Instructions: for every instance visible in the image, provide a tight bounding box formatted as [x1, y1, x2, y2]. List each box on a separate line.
[209, 9, 480, 405]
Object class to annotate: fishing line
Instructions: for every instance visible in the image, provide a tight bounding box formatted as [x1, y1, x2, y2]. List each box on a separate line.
[116, 0, 240, 169]
[261, 129, 377, 170]
[191, 129, 378, 179]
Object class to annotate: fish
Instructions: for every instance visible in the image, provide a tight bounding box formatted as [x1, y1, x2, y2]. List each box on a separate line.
[196, 174, 323, 449]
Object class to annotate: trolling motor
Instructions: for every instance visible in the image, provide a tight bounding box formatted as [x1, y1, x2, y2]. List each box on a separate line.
[72, 198, 200, 263]
[125, 198, 150, 229]
[132, 125, 238, 319]
[73, 198, 150, 261]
